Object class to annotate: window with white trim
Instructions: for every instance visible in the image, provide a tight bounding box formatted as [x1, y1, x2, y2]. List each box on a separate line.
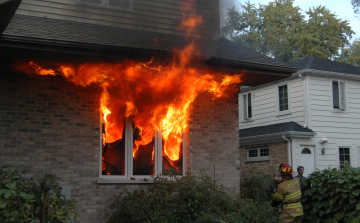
[245, 147, 269, 162]
[276, 83, 291, 116]
[332, 80, 345, 110]
[101, 118, 186, 180]
[242, 92, 253, 120]
[76, 0, 133, 11]
[339, 147, 350, 168]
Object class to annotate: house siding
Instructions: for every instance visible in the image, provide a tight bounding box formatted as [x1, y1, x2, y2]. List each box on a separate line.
[305, 75, 360, 169]
[0, 71, 240, 222]
[239, 78, 305, 129]
[15, 0, 219, 38]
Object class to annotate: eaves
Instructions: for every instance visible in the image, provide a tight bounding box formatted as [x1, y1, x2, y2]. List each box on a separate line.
[239, 131, 316, 147]
[295, 69, 360, 80]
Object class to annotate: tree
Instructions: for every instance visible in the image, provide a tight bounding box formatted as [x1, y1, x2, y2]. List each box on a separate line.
[351, 0, 360, 15]
[222, 0, 354, 63]
[336, 39, 360, 66]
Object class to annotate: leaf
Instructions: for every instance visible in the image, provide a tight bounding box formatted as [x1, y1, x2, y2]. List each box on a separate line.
[0, 188, 16, 198]
[356, 204, 360, 211]
[351, 190, 360, 196]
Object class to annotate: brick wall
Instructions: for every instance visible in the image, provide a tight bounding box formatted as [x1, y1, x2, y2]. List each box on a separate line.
[0, 71, 241, 222]
[189, 92, 240, 194]
[239, 142, 288, 177]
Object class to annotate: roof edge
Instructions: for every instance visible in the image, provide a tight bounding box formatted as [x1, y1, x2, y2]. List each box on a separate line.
[0, 0, 22, 34]
[240, 131, 316, 147]
[295, 69, 360, 80]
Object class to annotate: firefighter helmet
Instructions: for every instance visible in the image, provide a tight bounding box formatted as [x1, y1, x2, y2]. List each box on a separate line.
[279, 163, 293, 175]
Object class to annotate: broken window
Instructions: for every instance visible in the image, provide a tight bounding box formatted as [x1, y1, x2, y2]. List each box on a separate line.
[101, 117, 185, 179]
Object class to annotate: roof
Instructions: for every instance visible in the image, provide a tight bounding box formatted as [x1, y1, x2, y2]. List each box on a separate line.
[288, 56, 360, 75]
[0, 15, 297, 74]
[0, 0, 21, 34]
[240, 121, 314, 138]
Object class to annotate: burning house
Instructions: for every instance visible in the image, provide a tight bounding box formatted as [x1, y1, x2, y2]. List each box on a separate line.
[0, 0, 297, 222]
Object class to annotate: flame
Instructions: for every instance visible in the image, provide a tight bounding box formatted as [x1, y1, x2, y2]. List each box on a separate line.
[15, 1, 244, 171]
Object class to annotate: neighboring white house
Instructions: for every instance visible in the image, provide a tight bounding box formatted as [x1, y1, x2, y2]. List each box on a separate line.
[239, 56, 360, 177]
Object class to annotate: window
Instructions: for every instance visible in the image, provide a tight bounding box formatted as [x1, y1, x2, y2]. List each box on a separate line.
[276, 83, 291, 116]
[339, 147, 350, 168]
[242, 92, 252, 120]
[332, 80, 345, 110]
[76, 0, 133, 11]
[301, 148, 311, 154]
[245, 147, 269, 162]
[278, 84, 288, 111]
[101, 118, 186, 181]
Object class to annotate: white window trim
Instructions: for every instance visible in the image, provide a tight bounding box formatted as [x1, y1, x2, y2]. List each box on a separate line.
[331, 79, 346, 111]
[241, 91, 253, 122]
[338, 146, 351, 168]
[76, 0, 133, 11]
[244, 147, 270, 162]
[98, 117, 186, 183]
[275, 82, 292, 116]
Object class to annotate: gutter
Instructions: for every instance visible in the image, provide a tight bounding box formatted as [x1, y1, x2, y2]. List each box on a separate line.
[294, 69, 360, 80]
[298, 73, 308, 128]
[282, 135, 291, 166]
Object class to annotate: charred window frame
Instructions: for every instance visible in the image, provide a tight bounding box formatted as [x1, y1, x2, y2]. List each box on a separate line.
[76, 0, 133, 11]
[99, 117, 187, 183]
[332, 80, 345, 110]
[245, 147, 270, 162]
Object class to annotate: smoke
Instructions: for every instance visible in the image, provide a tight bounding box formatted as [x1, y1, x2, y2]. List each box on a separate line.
[219, 0, 242, 28]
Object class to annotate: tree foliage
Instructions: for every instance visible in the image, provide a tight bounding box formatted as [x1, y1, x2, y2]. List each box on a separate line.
[336, 38, 360, 66]
[0, 166, 78, 222]
[302, 165, 360, 223]
[222, 0, 354, 63]
[352, 0, 360, 15]
[108, 171, 277, 223]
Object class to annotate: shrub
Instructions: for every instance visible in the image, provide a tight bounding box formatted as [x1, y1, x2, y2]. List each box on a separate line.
[302, 165, 360, 223]
[0, 166, 78, 222]
[108, 171, 277, 223]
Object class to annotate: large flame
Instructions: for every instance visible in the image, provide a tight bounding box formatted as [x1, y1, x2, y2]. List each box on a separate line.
[14, 1, 243, 171]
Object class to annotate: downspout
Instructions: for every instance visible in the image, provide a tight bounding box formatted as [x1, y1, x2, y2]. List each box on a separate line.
[282, 135, 291, 166]
[299, 73, 308, 128]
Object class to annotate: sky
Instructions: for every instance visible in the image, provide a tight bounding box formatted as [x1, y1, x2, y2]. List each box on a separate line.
[220, 0, 360, 41]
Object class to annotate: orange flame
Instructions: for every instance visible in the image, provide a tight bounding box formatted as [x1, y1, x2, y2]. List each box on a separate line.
[15, 1, 243, 170]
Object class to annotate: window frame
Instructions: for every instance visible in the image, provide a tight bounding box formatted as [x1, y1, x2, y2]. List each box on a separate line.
[275, 82, 291, 116]
[339, 147, 350, 169]
[332, 80, 346, 111]
[98, 117, 187, 182]
[244, 147, 270, 162]
[242, 92, 253, 121]
[76, 0, 133, 11]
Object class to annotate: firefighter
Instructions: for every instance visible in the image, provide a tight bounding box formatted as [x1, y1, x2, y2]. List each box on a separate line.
[271, 163, 303, 223]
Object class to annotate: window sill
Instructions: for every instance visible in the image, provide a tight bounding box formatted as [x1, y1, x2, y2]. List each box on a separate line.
[331, 109, 347, 113]
[241, 118, 254, 123]
[244, 157, 270, 163]
[276, 111, 292, 117]
[96, 178, 154, 184]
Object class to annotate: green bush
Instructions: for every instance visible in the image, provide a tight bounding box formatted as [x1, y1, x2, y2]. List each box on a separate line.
[0, 166, 78, 222]
[108, 171, 277, 223]
[302, 165, 360, 223]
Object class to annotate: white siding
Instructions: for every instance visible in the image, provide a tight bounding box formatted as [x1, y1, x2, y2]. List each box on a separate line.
[239, 77, 305, 129]
[303, 75, 360, 169]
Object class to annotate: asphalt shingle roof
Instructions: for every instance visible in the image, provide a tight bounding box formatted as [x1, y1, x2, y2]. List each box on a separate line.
[3, 15, 296, 72]
[288, 56, 360, 75]
[240, 121, 314, 138]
